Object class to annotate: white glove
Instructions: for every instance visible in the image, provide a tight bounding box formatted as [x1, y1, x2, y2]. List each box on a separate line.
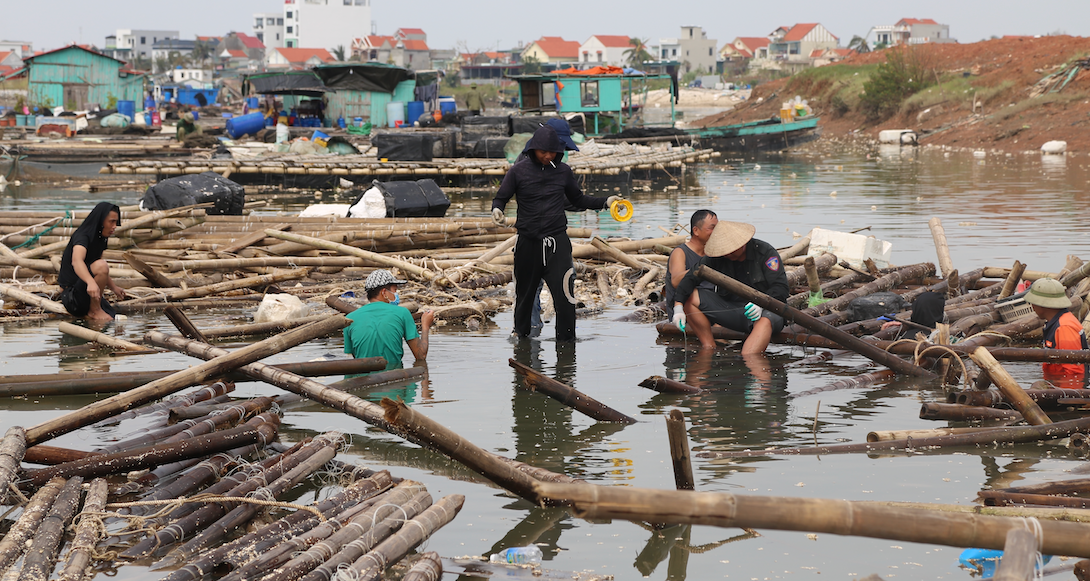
[672, 305, 686, 331]
[743, 302, 763, 322]
[491, 208, 505, 226]
[606, 195, 623, 207]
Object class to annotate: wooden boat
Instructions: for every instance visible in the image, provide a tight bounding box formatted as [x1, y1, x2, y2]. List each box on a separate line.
[687, 116, 821, 151]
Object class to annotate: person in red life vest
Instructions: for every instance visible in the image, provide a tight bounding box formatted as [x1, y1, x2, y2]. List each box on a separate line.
[1024, 278, 1088, 388]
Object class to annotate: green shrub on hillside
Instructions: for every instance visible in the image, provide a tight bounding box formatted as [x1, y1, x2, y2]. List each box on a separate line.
[860, 47, 937, 121]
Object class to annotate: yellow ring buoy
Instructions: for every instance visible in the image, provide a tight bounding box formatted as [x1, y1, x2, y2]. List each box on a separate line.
[609, 199, 633, 222]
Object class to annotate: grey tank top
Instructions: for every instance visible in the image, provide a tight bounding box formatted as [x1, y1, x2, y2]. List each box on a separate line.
[664, 244, 713, 306]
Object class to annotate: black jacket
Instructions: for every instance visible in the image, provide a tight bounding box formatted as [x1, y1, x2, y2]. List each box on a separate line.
[673, 238, 789, 305]
[492, 125, 607, 239]
[58, 202, 120, 288]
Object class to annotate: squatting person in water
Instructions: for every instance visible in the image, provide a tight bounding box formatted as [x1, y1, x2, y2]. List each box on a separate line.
[58, 202, 127, 321]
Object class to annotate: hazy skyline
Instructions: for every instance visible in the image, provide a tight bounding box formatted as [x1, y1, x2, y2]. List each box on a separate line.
[3, 0, 1088, 55]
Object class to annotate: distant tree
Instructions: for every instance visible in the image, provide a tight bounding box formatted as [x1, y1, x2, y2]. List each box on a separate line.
[624, 38, 653, 68]
[192, 40, 214, 66]
[522, 54, 542, 74]
[848, 35, 870, 53]
[331, 45, 346, 62]
[154, 56, 170, 74]
[131, 54, 152, 72]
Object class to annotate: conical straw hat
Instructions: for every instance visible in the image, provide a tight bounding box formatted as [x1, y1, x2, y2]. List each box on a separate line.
[705, 221, 756, 257]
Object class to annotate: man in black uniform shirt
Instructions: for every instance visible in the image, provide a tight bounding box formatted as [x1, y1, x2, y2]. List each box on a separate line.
[671, 221, 787, 354]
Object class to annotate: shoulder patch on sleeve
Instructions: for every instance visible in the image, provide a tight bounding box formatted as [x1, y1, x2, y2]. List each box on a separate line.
[765, 256, 780, 271]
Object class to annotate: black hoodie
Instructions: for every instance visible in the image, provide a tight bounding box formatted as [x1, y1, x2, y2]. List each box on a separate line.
[492, 125, 607, 239]
[58, 202, 121, 288]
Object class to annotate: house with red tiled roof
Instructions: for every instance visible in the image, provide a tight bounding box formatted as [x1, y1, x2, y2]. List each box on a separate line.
[867, 18, 954, 47]
[389, 38, 431, 70]
[351, 35, 395, 62]
[0, 51, 23, 71]
[522, 36, 580, 64]
[810, 47, 856, 67]
[217, 32, 265, 64]
[394, 28, 426, 41]
[762, 23, 838, 69]
[719, 37, 769, 60]
[578, 35, 630, 66]
[265, 47, 335, 70]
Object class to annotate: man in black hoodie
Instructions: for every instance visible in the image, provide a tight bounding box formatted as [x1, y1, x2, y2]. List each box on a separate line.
[58, 202, 126, 321]
[492, 124, 621, 340]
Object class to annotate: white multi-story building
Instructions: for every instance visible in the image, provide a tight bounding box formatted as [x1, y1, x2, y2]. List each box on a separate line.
[114, 29, 179, 60]
[868, 18, 955, 47]
[658, 26, 717, 73]
[253, 13, 286, 48]
[283, 0, 372, 52]
[579, 35, 630, 66]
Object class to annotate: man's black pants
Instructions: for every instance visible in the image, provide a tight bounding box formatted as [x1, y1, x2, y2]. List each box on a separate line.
[513, 233, 577, 340]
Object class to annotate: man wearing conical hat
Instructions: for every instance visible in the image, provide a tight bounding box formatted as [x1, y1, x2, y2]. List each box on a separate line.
[671, 221, 788, 354]
[1024, 278, 1087, 388]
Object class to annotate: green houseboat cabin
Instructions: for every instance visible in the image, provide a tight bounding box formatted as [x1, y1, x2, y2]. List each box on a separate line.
[511, 71, 674, 136]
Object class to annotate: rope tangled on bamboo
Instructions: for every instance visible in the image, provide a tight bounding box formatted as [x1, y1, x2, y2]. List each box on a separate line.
[105, 494, 327, 522]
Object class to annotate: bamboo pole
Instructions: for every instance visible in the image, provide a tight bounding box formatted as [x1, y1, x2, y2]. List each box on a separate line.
[866, 427, 1000, 442]
[638, 376, 703, 394]
[401, 553, 442, 581]
[980, 491, 1090, 509]
[0, 477, 65, 573]
[123, 269, 308, 304]
[21, 416, 280, 489]
[702, 415, 1090, 459]
[693, 264, 936, 378]
[970, 347, 1052, 425]
[164, 305, 210, 342]
[590, 236, 652, 271]
[58, 321, 148, 352]
[18, 477, 84, 581]
[929, 217, 955, 279]
[920, 402, 1023, 422]
[778, 236, 811, 260]
[339, 495, 465, 581]
[379, 398, 544, 503]
[509, 359, 637, 424]
[123, 251, 179, 287]
[803, 263, 935, 317]
[219, 222, 289, 254]
[23, 444, 97, 465]
[787, 369, 896, 400]
[999, 261, 1026, 299]
[804, 255, 822, 295]
[24, 316, 348, 445]
[666, 410, 695, 490]
[530, 481, 1090, 558]
[56, 478, 108, 581]
[0, 283, 67, 315]
[0, 427, 26, 503]
[264, 229, 438, 282]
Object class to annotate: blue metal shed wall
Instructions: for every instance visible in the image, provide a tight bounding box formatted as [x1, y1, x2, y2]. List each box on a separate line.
[27, 48, 144, 108]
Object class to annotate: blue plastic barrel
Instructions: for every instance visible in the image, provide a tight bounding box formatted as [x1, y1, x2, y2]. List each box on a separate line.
[247, 96, 259, 109]
[191, 111, 199, 121]
[15, 115, 26, 126]
[117, 100, 136, 122]
[406, 101, 424, 125]
[438, 97, 456, 117]
[225, 112, 265, 139]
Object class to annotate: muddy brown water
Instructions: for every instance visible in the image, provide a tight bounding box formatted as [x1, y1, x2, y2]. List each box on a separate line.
[1, 145, 1089, 580]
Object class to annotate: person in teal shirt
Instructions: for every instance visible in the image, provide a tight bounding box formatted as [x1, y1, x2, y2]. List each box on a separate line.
[344, 270, 434, 369]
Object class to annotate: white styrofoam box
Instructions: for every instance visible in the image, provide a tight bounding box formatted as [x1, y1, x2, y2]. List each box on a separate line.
[348, 187, 387, 218]
[807, 228, 892, 268]
[254, 293, 309, 323]
[298, 203, 351, 217]
[878, 129, 916, 144]
[1041, 140, 1067, 154]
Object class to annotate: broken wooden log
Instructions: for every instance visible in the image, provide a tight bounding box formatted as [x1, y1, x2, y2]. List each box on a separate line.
[164, 305, 209, 342]
[971, 347, 1052, 425]
[509, 359, 637, 424]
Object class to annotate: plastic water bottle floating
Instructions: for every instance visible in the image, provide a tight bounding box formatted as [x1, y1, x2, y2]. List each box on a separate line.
[489, 545, 543, 564]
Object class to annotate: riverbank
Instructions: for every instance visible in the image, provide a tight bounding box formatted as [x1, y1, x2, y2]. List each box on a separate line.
[693, 35, 1090, 154]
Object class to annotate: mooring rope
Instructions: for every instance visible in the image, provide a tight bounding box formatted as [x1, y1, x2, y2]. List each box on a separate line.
[10, 210, 72, 250]
[104, 494, 326, 522]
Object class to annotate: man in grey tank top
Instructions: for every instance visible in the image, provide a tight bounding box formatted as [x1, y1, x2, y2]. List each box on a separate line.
[664, 209, 718, 307]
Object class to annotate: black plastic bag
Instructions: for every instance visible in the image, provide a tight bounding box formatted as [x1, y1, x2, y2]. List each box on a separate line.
[141, 171, 245, 215]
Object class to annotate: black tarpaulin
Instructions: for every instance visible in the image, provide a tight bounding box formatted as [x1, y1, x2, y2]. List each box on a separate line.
[245, 71, 329, 96]
[315, 64, 414, 93]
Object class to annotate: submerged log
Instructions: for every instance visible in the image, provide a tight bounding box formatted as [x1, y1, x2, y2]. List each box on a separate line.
[638, 376, 703, 394]
[24, 316, 347, 445]
[788, 369, 896, 399]
[979, 490, 1090, 509]
[530, 481, 1090, 558]
[693, 264, 936, 378]
[509, 359, 637, 424]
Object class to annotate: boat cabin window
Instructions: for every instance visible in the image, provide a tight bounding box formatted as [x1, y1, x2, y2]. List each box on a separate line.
[581, 81, 599, 107]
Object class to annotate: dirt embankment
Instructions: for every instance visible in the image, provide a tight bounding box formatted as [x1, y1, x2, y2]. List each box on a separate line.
[693, 36, 1090, 153]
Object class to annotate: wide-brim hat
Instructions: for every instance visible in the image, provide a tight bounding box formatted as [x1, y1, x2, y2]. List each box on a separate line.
[705, 221, 756, 257]
[365, 269, 408, 291]
[1024, 278, 1070, 309]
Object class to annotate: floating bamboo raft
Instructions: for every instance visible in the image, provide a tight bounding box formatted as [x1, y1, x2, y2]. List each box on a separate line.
[98, 145, 719, 180]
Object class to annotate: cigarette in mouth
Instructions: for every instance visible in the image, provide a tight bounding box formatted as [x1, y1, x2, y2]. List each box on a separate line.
[550, 161, 556, 168]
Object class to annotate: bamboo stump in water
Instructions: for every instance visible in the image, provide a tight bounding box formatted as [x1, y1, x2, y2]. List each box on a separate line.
[666, 410, 695, 490]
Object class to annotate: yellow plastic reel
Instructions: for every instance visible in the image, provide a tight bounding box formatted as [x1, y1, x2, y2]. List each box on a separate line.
[609, 199, 634, 222]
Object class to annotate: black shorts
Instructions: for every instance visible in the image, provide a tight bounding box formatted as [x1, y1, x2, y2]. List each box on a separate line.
[696, 288, 784, 334]
[60, 282, 116, 318]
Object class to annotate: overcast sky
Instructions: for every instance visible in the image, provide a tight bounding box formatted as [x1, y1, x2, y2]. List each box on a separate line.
[3, 0, 1088, 53]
